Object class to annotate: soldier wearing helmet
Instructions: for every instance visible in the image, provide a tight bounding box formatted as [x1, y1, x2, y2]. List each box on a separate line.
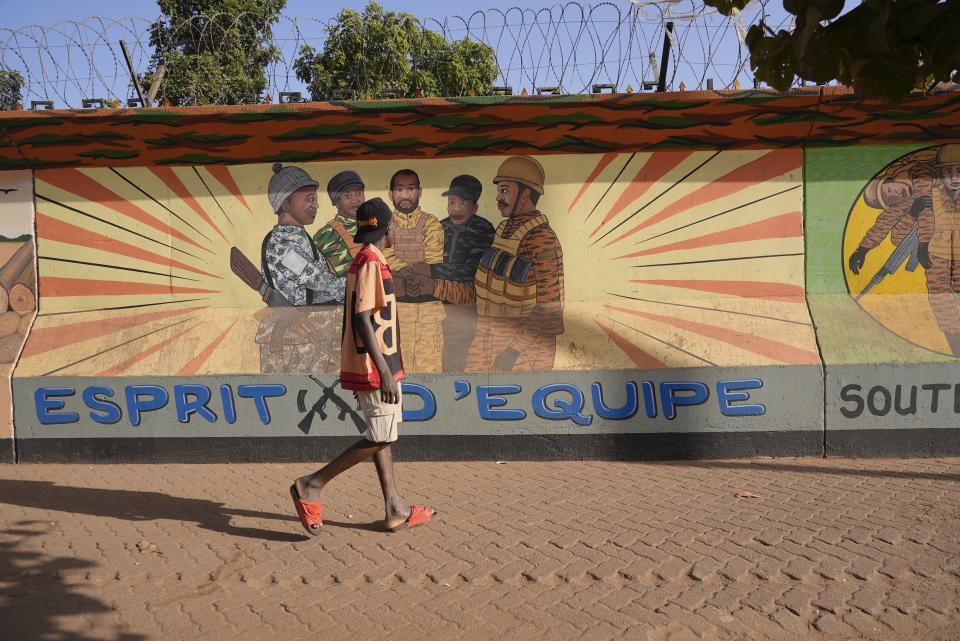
[466, 155, 564, 372]
[255, 163, 346, 374]
[921, 144, 960, 355]
[848, 157, 937, 277]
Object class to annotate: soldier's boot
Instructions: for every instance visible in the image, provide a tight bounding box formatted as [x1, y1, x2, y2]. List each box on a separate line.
[946, 333, 960, 358]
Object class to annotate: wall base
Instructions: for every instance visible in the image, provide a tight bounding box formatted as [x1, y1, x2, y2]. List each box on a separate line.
[15, 431, 824, 463]
[826, 429, 960, 458]
[0, 438, 14, 463]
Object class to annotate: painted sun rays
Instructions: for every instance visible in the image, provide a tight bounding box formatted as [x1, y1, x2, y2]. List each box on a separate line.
[576, 149, 817, 369]
[20, 165, 248, 377]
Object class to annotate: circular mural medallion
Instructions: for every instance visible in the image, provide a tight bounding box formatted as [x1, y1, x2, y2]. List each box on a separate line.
[843, 145, 960, 358]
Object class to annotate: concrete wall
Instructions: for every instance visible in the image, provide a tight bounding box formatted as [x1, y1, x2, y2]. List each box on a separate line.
[0, 91, 957, 461]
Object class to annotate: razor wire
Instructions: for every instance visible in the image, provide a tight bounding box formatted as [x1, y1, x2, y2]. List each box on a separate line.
[0, 1, 797, 109]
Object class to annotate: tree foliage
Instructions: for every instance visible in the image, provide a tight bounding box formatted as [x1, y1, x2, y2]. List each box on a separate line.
[294, 2, 497, 100]
[0, 69, 24, 110]
[704, 0, 960, 100]
[145, 0, 286, 106]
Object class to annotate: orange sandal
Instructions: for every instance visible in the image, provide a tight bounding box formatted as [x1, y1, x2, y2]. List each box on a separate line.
[289, 484, 323, 535]
[387, 505, 436, 532]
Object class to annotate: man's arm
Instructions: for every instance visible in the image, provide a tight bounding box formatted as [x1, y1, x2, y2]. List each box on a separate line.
[279, 244, 345, 303]
[431, 218, 495, 282]
[495, 226, 564, 369]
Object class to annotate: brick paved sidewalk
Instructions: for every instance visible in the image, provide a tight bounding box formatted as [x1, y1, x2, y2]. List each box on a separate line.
[0, 458, 958, 641]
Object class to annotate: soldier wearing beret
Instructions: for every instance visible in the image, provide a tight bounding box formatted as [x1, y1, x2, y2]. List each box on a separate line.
[313, 170, 366, 278]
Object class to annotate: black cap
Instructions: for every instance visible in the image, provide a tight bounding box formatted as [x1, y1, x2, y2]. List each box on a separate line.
[327, 170, 365, 205]
[441, 174, 482, 203]
[353, 197, 393, 244]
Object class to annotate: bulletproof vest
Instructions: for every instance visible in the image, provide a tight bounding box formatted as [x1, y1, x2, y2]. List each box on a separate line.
[390, 211, 429, 264]
[474, 214, 547, 318]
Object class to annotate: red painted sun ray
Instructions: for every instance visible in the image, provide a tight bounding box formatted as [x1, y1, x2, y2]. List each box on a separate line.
[603, 150, 799, 247]
[36, 212, 220, 279]
[150, 167, 228, 243]
[594, 319, 666, 369]
[568, 152, 618, 213]
[607, 305, 819, 364]
[204, 166, 252, 213]
[590, 151, 694, 238]
[39, 168, 212, 254]
[99, 320, 204, 376]
[40, 277, 220, 297]
[631, 279, 805, 301]
[22, 306, 205, 358]
[178, 320, 238, 375]
[617, 211, 801, 260]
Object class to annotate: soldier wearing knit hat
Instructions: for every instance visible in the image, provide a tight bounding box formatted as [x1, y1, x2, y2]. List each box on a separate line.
[260, 163, 343, 307]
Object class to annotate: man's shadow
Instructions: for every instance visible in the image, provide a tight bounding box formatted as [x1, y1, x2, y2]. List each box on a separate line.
[0, 479, 304, 542]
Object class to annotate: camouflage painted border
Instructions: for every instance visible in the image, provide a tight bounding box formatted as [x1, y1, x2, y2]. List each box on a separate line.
[1, 87, 959, 169]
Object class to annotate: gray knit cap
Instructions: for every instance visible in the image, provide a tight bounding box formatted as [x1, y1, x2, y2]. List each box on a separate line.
[268, 163, 318, 213]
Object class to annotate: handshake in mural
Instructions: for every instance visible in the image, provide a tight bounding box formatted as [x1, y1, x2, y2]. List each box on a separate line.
[394, 262, 435, 299]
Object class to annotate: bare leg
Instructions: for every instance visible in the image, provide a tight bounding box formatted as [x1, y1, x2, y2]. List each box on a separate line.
[373, 445, 410, 528]
[296, 439, 386, 502]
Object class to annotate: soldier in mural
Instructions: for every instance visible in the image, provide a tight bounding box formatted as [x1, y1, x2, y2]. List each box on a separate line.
[466, 156, 564, 372]
[384, 169, 446, 373]
[921, 145, 960, 356]
[848, 152, 936, 278]
[313, 170, 365, 277]
[254, 164, 346, 373]
[416, 175, 496, 371]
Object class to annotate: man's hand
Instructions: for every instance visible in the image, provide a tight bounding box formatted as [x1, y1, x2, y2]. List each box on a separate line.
[494, 347, 520, 371]
[395, 267, 419, 297]
[848, 246, 869, 275]
[909, 195, 933, 219]
[379, 369, 400, 404]
[413, 271, 435, 296]
[410, 261, 432, 277]
[918, 242, 933, 269]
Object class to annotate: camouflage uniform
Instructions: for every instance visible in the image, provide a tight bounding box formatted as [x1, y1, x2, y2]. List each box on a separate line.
[466, 209, 564, 372]
[432, 214, 495, 371]
[259, 224, 344, 372]
[313, 214, 361, 278]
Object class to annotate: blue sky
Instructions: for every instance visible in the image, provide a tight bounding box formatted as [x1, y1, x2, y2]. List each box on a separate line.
[1, 1, 798, 106]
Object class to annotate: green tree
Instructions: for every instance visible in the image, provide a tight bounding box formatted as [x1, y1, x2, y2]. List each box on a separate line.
[294, 2, 497, 100]
[705, 0, 960, 101]
[0, 70, 25, 110]
[144, 0, 286, 106]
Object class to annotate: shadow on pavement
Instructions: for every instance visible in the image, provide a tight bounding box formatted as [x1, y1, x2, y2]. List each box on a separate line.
[0, 523, 147, 641]
[0, 479, 303, 542]
[668, 459, 960, 482]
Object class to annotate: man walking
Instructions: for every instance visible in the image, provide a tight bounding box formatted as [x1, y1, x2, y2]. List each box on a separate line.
[290, 197, 436, 534]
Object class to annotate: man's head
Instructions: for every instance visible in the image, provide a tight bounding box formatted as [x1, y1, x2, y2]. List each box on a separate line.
[390, 169, 422, 214]
[936, 145, 960, 191]
[280, 185, 319, 226]
[327, 170, 365, 219]
[442, 175, 482, 225]
[353, 197, 394, 248]
[269, 163, 319, 226]
[492, 156, 544, 218]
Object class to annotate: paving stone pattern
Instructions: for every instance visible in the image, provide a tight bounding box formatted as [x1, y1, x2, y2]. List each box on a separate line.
[1, 458, 959, 641]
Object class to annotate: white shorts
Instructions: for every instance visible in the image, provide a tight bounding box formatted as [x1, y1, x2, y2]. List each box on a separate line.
[356, 388, 402, 443]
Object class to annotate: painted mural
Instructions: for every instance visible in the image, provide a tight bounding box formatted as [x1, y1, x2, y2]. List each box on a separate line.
[0, 170, 37, 449]
[843, 145, 960, 358]
[15, 150, 814, 382]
